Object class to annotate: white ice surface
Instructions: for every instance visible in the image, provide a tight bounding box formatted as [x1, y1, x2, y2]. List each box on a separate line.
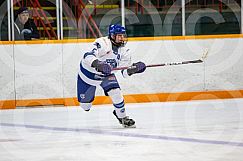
[1, 98, 243, 161]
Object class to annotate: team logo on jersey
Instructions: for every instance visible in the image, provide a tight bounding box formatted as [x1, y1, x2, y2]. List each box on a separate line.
[94, 42, 101, 48]
[106, 59, 117, 68]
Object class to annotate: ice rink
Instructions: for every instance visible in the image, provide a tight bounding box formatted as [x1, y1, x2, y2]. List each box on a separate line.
[1, 98, 243, 161]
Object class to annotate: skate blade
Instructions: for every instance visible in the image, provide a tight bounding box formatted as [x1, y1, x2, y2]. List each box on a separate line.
[122, 124, 136, 128]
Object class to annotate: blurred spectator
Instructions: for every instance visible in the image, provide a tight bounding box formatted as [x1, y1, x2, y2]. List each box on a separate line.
[0, 14, 9, 41]
[14, 7, 40, 40]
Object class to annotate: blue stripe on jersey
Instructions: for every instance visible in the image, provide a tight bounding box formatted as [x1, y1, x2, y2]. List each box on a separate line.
[80, 64, 104, 81]
[83, 51, 96, 59]
[113, 100, 124, 109]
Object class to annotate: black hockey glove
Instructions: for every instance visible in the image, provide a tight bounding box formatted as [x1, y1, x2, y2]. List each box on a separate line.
[21, 29, 32, 40]
[91, 59, 112, 75]
[127, 61, 146, 76]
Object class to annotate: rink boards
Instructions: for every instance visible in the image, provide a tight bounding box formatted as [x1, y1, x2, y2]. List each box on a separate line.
[0, 35, 243, 108]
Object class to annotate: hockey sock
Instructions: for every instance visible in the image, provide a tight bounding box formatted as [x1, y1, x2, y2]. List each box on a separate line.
[108, 88, 126, 118]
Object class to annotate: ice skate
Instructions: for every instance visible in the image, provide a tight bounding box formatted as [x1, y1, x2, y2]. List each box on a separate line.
[113, 110, 136, 128]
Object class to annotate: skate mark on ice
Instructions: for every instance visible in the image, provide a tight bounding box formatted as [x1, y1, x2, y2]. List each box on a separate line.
[1, 123, 243, 148]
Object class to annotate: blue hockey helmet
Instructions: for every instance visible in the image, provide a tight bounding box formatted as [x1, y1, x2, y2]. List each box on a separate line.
[109, 24, 126, 35]
[108, 24, 127, 47]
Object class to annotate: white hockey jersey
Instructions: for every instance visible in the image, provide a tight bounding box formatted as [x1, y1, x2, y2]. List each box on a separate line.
[79, 36, 132, 86]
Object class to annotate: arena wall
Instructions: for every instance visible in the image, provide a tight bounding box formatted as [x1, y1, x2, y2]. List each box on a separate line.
[1, 35, 243, 109]
[0, 43, 15, 109]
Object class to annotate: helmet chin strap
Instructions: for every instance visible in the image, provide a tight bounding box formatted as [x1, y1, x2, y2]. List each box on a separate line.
[109, 35, 125, 47]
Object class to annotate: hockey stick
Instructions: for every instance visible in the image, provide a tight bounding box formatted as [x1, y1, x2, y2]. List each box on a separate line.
[112, 49, 209, 71]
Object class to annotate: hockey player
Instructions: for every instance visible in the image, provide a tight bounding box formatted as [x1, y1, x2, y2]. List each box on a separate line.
[77, 24, 146, 128]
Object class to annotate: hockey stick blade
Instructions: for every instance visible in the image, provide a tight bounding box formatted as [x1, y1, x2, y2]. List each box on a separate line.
[201, 49, 209, 61]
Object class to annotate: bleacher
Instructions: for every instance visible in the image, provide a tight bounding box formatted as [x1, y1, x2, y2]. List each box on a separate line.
[1, 0, 241, 40]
